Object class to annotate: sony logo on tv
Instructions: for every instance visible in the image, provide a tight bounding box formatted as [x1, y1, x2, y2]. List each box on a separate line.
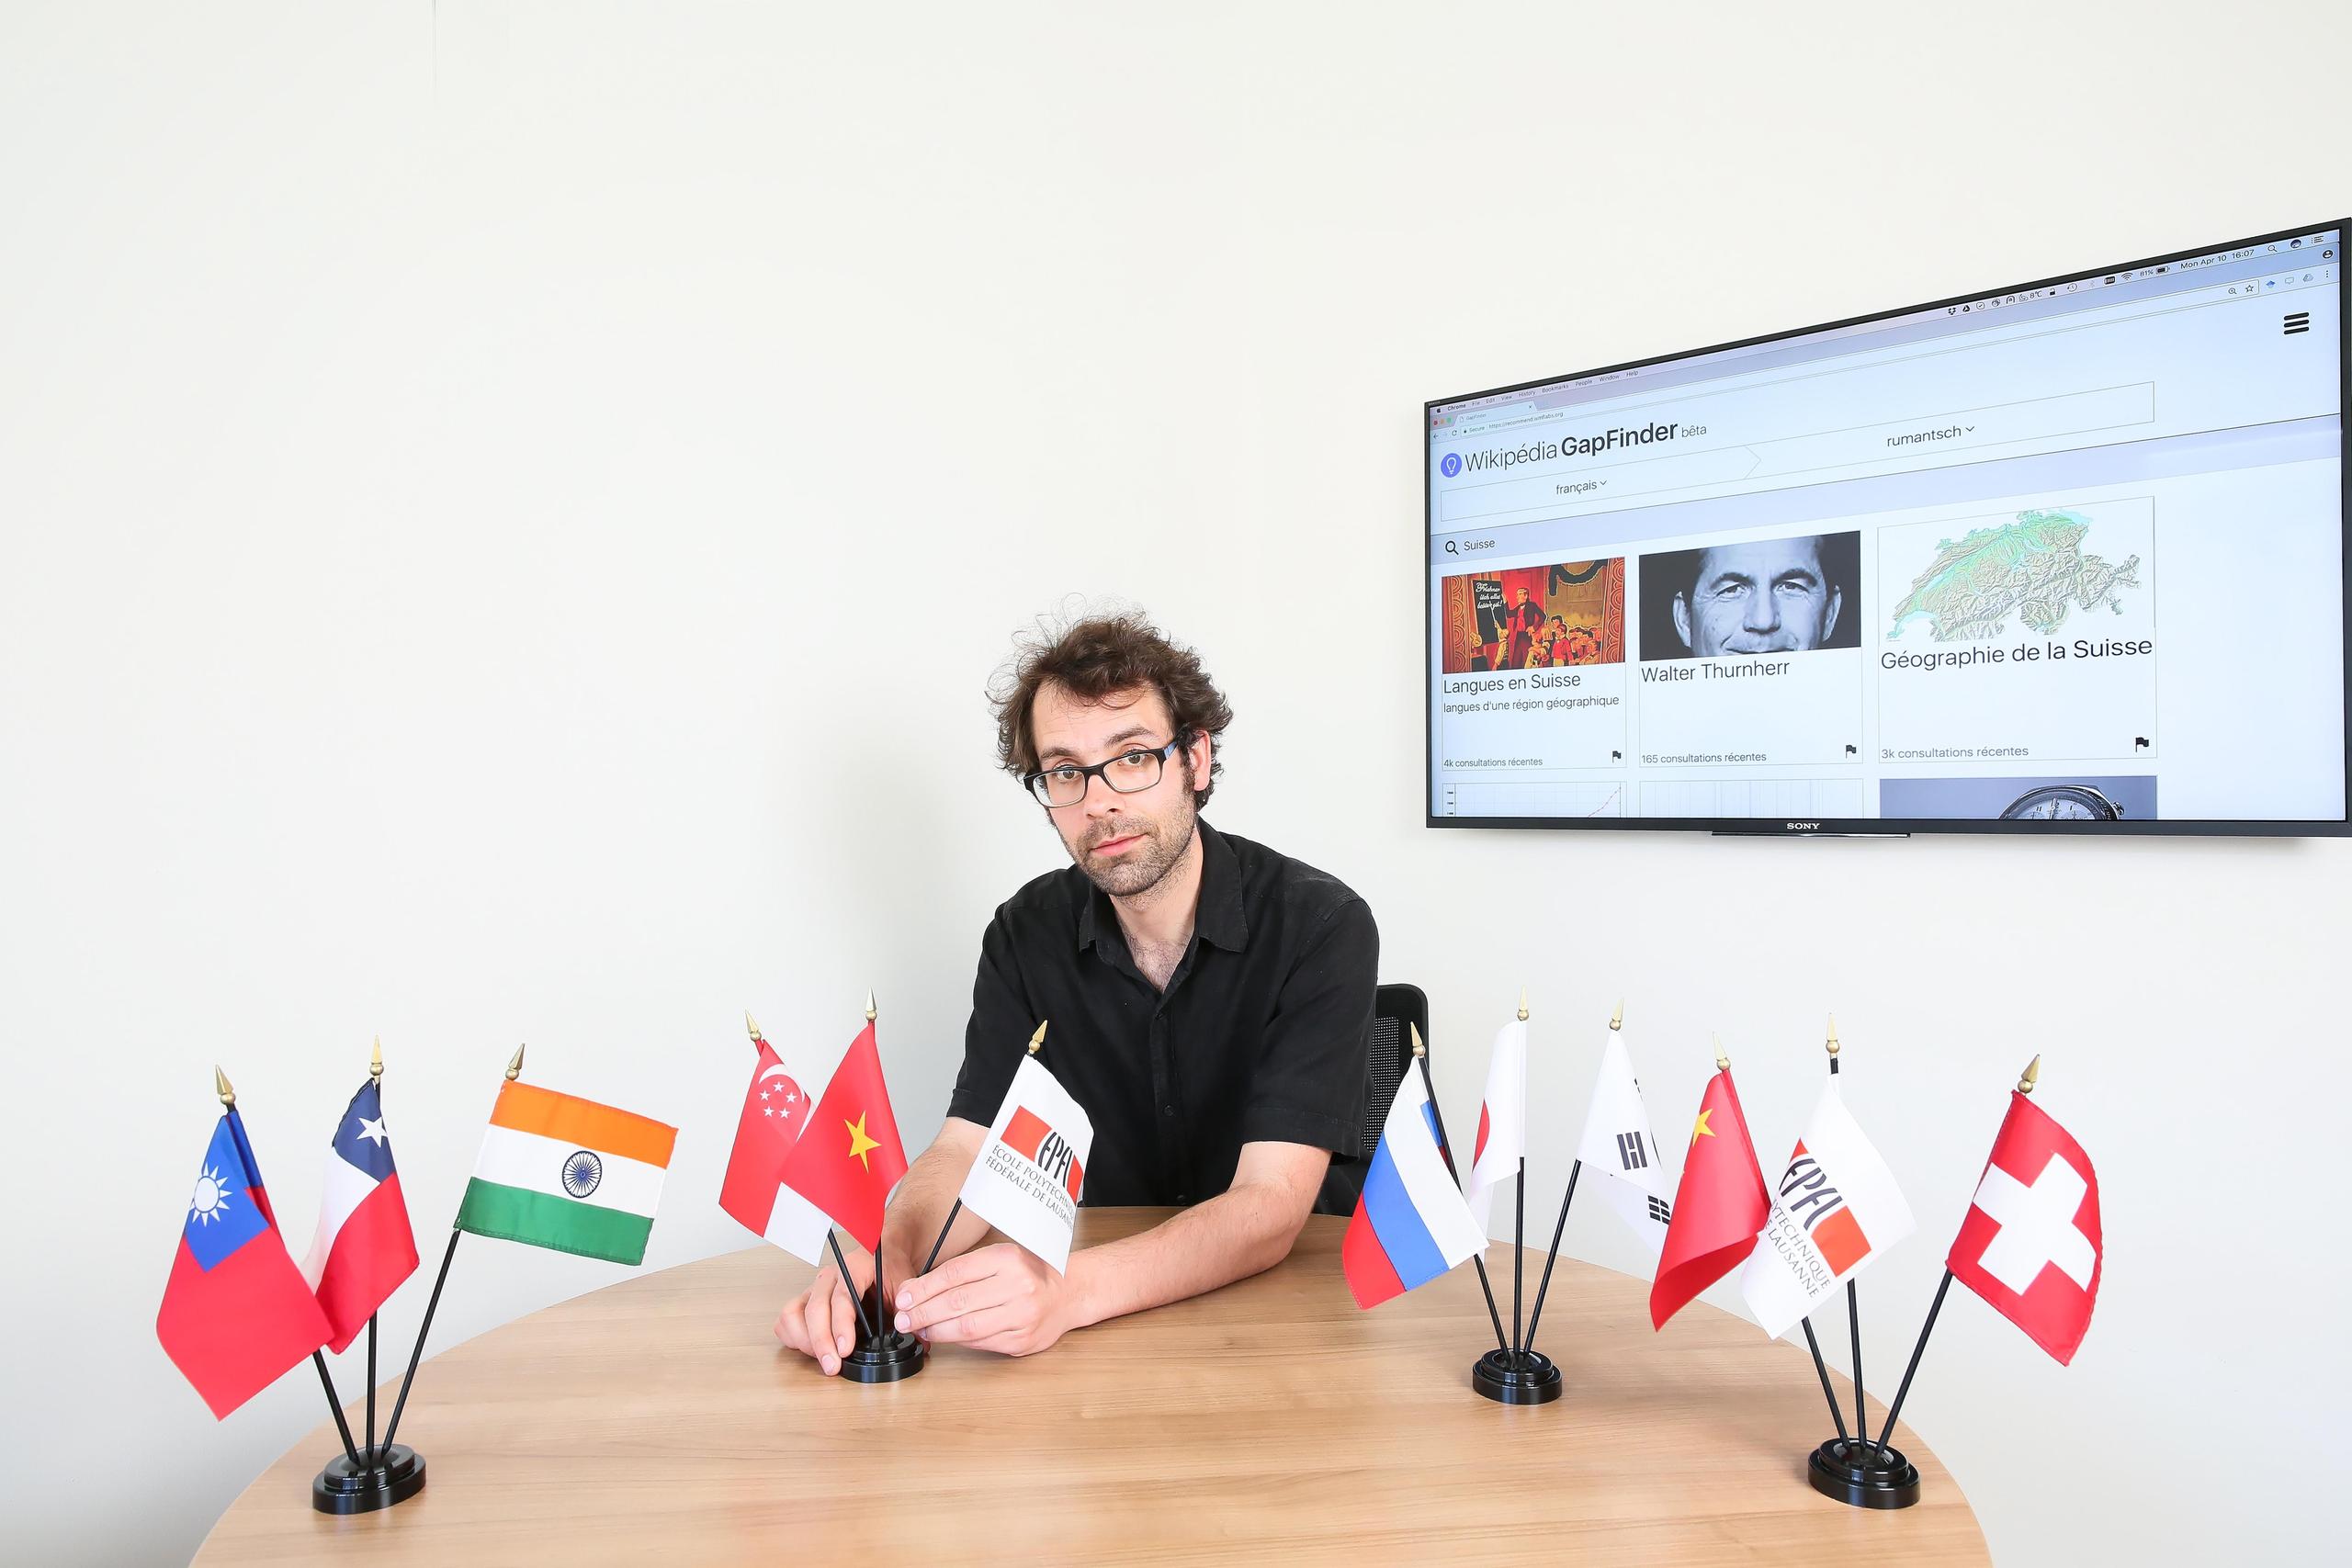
[1785, 821, 1822, 831]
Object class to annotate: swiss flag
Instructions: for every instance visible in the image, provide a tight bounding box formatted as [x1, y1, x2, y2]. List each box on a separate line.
[1651, 1066, 1770, 1330]
[1947, 1090, 2102, 1364]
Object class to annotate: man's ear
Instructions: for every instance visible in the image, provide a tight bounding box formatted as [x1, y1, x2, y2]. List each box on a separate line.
[1671, 592, 1693, 650]
[1823, 585, 1843, 644]
[1184, 728, 1214, 784]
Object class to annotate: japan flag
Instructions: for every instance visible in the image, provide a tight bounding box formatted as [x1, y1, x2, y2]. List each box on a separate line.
[1946, 1089, 2103, 1365]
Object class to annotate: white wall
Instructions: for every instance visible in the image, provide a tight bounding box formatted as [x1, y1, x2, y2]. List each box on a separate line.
[4, 4, 2346, 1562]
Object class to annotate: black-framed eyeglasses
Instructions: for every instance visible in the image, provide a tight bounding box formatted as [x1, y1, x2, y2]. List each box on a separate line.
[1023, 736, 1188, 808]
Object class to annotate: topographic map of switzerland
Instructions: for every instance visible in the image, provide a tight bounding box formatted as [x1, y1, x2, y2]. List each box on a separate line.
[1887, 509, 2141, 640]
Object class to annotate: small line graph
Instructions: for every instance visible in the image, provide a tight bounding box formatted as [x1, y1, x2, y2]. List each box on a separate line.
[1638, 778, 1864, 819]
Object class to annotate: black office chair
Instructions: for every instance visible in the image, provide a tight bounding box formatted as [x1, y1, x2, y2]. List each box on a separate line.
[1315, 982, 1428, 1214]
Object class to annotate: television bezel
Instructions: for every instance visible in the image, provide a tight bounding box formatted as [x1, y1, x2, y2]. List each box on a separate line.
[1422, 218, 2352, 838]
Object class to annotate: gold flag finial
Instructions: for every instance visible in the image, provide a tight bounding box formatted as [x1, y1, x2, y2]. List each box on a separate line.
[1517, 987, 1529, 1022]
[865, 988, 877, 1023]
[505, 1043, 526, 1082]
[1713, 1033, 1730, 1072]
[745, 1010, 764, 1048]
[1410, 1021, 1427, 1060]
[214, 1066, 236, 1109]
[370, 1035, 384, 1081]
[1609, 998, 1624, 1032]
[1826, 1014, 1840, 1057]
[2018, 1055, 2041, 1095]
[1027, 1020, 1048, 1055]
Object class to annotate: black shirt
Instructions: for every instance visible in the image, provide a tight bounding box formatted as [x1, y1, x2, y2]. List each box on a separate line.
[945, 820, 1377, 1213]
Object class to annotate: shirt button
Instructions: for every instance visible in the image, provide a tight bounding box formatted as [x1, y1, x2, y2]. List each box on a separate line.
[1176, 1193, 1191, 1204]
[1162, 1105, 1177, 1118]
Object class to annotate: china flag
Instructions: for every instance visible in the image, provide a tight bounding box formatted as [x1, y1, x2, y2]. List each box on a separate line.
[1947, 1089, 2102, 1364]
[1650, 1066, 1770, 1330]
[776, 1020, 908, 1254]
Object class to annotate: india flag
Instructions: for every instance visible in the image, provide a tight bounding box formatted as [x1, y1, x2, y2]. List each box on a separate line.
[455, 1080, 677, 1266]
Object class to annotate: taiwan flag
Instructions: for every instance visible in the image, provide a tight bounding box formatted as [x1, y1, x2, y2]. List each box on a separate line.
[157, 1109, 333, 1418]
[777, 1018, 909, 1255]
[300, 1077, 420, 1352]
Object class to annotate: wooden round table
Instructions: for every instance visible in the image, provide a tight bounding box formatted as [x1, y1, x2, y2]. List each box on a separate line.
[199, 1209, 1986, 1564]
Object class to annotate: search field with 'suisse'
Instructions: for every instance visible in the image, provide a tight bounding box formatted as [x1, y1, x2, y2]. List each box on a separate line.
[1439, 383, 2154, 525]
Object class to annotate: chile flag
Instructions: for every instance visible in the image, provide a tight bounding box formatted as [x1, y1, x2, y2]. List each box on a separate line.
[300, 1078, 418, 1352]
[157, 1108, 332, 1418]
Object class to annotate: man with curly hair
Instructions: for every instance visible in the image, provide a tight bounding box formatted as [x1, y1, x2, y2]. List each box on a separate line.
[775, 612, 1380, 1370]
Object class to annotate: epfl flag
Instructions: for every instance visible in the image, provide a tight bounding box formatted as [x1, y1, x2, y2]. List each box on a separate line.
[957, 1055, 1093, 1274]
[1737, 1080, 1916, 1337]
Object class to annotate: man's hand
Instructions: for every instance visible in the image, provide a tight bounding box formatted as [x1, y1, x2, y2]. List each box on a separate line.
[774, 1245, 914, 1375]
[892, 1242, 1076, 1358]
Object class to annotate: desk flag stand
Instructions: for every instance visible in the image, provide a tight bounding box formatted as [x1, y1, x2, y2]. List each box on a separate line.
[307, 1042, 426, 1515]
[820, 992, 926, 1383]
[1796, 1018, 1917, 1510]
[1440, 993, 1563, 1405]
[1496, 998, 1631, 1404]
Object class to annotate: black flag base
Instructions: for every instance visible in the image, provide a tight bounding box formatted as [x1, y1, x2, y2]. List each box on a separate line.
[311, 1445, 426, 1515]
[1471, 1348, 1562, 1405]
[842, 1332, 926, 1383]
[839, 1289, 927, 1383]
[1805, 1438, 1920, 1509]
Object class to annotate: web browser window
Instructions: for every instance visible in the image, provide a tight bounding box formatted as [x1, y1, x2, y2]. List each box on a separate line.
[1426, 224, 2346, 832]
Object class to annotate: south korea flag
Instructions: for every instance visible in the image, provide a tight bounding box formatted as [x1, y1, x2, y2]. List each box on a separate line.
[1573, 1029, 1676, 1254]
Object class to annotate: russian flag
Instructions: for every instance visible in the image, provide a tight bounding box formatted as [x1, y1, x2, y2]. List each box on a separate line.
[1342, 1074, 1489, 1310]
[300, 1078, 419, 1352]
[157, 1109, 333, 1418]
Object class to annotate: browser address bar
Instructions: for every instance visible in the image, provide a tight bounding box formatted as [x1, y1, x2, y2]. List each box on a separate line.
[1439, 382, 2155, 524]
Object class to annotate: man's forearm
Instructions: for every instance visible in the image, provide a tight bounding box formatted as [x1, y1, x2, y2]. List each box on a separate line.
[880, 1122, 989, 1275]
[1064, 1179, 1308, 1330]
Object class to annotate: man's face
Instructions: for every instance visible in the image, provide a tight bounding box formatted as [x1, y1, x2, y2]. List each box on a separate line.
[1028, 682, 1210, 897]
[1514, 588, 1531, 606]
[1672, 537, 1841, 656]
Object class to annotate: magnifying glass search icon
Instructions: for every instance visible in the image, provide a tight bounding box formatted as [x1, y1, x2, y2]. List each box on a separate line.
[1444, 539, 1458, 556]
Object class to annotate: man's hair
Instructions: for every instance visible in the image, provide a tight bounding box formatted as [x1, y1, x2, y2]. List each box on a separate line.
[990, 611, 1233, 805]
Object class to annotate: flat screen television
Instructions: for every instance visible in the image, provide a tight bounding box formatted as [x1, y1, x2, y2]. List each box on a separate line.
[1425, 220, 2347, 835]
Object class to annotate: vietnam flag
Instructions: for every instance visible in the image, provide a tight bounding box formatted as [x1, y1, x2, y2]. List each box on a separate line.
[776, 1019, 908, 1254]
[1650, 1064, 1770, 1330]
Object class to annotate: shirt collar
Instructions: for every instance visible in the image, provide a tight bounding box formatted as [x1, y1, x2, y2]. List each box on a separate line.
[1075, 818, 1250, 955]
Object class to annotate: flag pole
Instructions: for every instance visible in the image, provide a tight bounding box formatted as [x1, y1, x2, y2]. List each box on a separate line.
[865, 987, 884, 1335]
[1833, 1019, 1867, 1444]
[1800, 1321, 1850, 1441]
[1521, 998, 1620, 1354]
[1872, 1271, 1954, 1457]
[1510, 990, 1528, 1356]
[310, 1352, 364, 1470]
[379, 1041, 527, 1459]
[825, 1232, 880, 1342]
[1795, 1016, 1851, 1438]
[1874, 1054, 2038, 1460]
[1409, 1022, 1510, 1358]
[377, 1230, 458, 1460]
[363, 1037, 384, 1467]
